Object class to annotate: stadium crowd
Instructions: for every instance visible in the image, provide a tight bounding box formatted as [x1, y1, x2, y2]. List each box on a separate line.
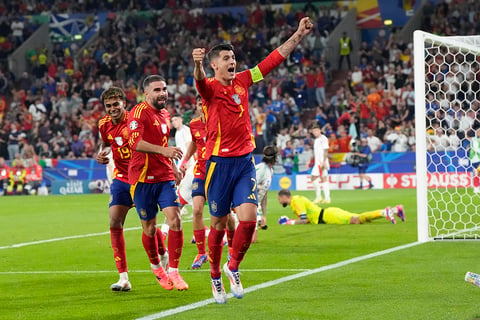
[0, 0, 475, 176]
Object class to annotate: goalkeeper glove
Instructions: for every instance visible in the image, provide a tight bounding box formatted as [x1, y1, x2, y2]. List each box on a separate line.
[278, 216, 295, 225]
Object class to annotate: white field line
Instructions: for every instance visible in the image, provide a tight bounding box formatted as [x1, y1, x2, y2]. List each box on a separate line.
[136, 241, 423, 320]
[0, 218, 196, 250]
[0, 227, 141, 250]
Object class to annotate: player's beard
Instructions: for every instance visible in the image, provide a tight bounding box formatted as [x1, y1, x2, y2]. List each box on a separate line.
[151, 98, 166, 110]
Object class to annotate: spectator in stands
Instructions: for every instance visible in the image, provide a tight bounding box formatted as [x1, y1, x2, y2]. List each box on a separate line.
[282, 140, 296, 175]
[70, 134, 83, 158]
[28, 97, 46, 122]
[7, 123, 22, 161]
[387, 126, 409, 152]
[337, 129, 352, 153]
[312, 65, 326, 105]
[0, 156, 10, 194]
[10, 16, 24, 46]
[276, 128, 291, 150]
[366, 128, 382, 153]
[446, 128, 460, 151]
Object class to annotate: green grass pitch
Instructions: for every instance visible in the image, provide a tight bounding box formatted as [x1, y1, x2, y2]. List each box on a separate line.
[1, 188, 479, 320]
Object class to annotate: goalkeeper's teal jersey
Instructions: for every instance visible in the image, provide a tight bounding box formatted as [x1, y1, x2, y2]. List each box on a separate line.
[470, 137, 480, 163]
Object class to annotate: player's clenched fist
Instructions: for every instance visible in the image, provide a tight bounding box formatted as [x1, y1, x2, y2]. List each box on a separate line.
[192, 48, 206, 64]
[298, 17, 314, 34]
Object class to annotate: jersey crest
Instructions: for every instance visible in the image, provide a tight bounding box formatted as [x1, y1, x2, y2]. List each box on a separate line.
[114, 137, 123, 146]
[232, 94, 241, 105]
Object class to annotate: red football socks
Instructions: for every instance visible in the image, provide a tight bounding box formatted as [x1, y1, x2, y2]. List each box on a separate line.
[167, 229, 184, 269]
[194, 229, 207, 255]
[110, 227, 127, 273]
[229, 220, 256, 270]
[208, 227, 225, 278]
[142, 231, 160, 265]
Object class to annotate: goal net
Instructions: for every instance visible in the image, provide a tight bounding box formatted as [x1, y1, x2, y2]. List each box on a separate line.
[414, 31, 480, 241]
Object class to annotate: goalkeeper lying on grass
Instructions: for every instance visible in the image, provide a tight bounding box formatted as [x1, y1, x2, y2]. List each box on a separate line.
[277, 189, 405, 225]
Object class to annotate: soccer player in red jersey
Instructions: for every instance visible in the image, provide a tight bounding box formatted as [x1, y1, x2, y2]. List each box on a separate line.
[96, 87, 134, 291]
[127, 75, 188, 291]
[179, 95, 209, 269]
[179, 95, 237, 269]
[192, 17, 314, 303]
[96, 87, 136, 290]
[97, 87, 168, 291]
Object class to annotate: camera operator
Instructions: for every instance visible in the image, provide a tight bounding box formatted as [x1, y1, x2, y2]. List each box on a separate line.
[351, 138, 373, 189]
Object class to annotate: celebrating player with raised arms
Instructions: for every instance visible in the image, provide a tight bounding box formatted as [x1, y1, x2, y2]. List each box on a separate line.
[192, 17, 314, 304]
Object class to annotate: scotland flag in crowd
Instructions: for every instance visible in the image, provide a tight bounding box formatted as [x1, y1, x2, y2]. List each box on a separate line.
[49, 13, 107, 43]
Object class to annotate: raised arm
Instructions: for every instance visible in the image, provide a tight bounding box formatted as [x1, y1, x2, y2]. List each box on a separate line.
[192, 48, 206, 81]
[277, 17, 314, 58]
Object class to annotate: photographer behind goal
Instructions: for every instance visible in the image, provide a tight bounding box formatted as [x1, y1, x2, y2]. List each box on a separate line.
[345, 137, 373, 189]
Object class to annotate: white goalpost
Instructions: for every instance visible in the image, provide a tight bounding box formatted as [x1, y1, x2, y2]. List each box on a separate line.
[414, 30, 480, 241]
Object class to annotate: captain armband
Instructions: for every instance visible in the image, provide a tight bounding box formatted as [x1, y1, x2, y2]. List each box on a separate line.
[250, 66, 264, 83]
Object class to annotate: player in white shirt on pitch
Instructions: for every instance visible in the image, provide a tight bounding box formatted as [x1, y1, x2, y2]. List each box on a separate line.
[171, 114, 194, 168]
[310, 123, 331, 204]
[252, 145, 278, 243]
[171, 113, 194, 216]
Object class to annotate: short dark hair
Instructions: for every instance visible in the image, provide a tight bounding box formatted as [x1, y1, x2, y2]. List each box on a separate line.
[142, 75, 166, 91]
[207, 43, 234, 63]
[262, 145, 278, 165]
[278, 189, 291, 197]
[100, 86, 126, 103]
[310, 122, 321, 130]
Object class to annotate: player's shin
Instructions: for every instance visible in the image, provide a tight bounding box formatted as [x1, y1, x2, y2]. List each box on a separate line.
[155, 226, 166, 255]
[110, 227, 127, 273]
[193, 229, 206, 254]
[208, 227, 225, 278]
[142, 232, 161, 265]
[228, 220, 256, 270]
[167, 229, 184, 270]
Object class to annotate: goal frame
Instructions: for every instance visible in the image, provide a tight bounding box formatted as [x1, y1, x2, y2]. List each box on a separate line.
[414, 30, 480, 242]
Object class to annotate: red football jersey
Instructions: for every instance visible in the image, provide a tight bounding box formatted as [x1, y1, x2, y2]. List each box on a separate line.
[196, 49, 285, 159]
[127, 102, 174, 184]
[98, 111, 130, 183]
[189, 116, 207, 179]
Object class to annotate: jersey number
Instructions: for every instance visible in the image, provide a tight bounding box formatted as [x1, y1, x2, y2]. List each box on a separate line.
[118, 146, 131, 160]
